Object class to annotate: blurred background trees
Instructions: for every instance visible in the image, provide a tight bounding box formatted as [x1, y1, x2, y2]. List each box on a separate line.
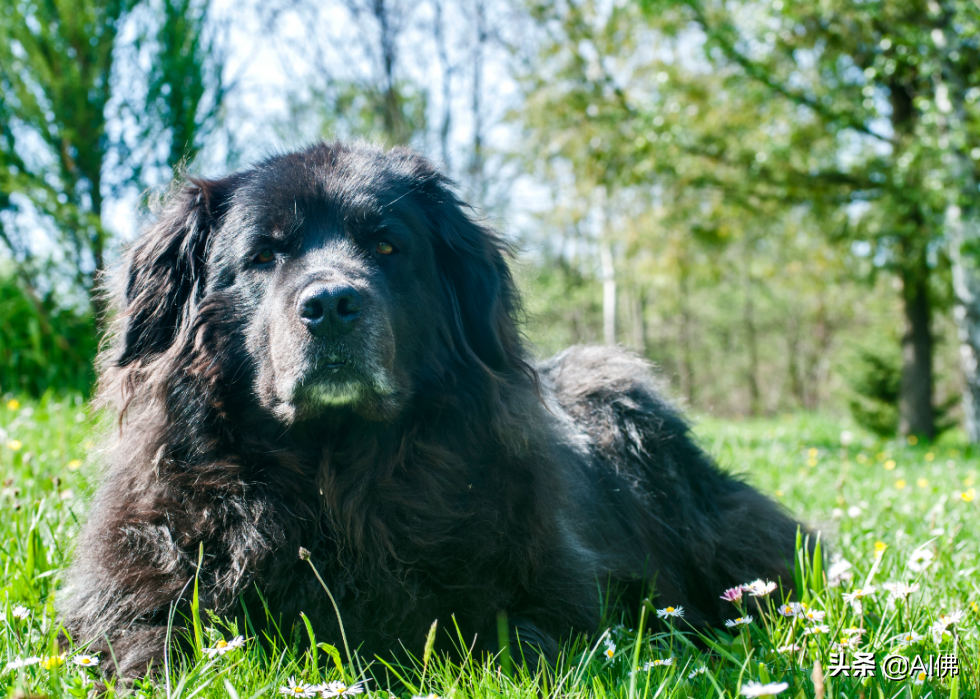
[1, 0, 979, 443]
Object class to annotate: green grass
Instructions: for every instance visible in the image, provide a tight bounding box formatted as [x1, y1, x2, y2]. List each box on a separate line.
[1, 396, 978, 698]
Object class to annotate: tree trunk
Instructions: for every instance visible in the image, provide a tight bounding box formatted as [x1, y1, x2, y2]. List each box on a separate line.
[742, 248, 761, 416]
[949, 203, 980, 442]
[630, 287, 645, 354]
[897, 237, 935, 439]
[678, 258, 695, 405]
[600, 239, 616, 346]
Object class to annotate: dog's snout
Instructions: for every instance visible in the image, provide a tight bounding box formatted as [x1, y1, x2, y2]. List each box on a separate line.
[297, 283, 362, 337]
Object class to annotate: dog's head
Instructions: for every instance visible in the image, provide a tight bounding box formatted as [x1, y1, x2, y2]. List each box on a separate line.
[108, 143, 530, 424]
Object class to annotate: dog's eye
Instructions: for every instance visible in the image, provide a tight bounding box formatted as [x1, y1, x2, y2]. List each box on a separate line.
[376, 241, 396, 255]
[253, 249, 276, 265]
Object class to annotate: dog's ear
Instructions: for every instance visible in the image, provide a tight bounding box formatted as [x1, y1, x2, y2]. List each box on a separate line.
[425, 181, 527, 376]
[114, 175, 239, 366]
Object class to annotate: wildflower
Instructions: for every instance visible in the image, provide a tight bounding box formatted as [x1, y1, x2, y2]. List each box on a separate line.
[913, 670, 927, 685]
[4, 656, 41, 672]
[6, 399, 20, 411]
[842, 627, 865, 637]
[743, 579, 777, 597]
[801, 609, 826, 623]
[319, 680, 366, 697]
[777, 602, 801, 617]
[894, 631, 924, 647]
[929, 609, 966, 644]
[603, 638, 616, 659]
[42, 654, 66, 670]
[688, 666, 707, 679]
[11, 605, 30, 620]
[741, 680, 789, 697]
[883, 582, 920, 600]
[411, 695, 440, 699]
[917, 478, 928, 489]
[203, 635, 245, 657]
[720, 586, 743, 603]
[725, 616, 753, 627]
[656, 606, 684, 618]
[827, 557, 853, 586]
[280, 678, 316, 697]
[884, 459, 896, 470]
[963, 488, 976, 502]
[67, 459, 82, 470]
[908, 547, 934, 572]
[832, 637, 859, 651]
[72, 655, 99, 668]
[895, 479, 906, 489]
[642, 658, 675, 670]
[874, 541, 887, 558]
[802, 624, 830, 636]
[7, 440, 21, 451]
[842, 587, 876, 605]
[776, 644, 802, 653]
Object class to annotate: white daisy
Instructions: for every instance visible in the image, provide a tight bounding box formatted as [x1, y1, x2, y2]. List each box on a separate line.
[802, 624, 830, 636]
[602, 638, 616, 659]
[882, 582, 920, 599]
[280, 677, 316, 698]
[827, 557, 853, 587]
[776, 602, 800, 617]
[776, 643, 802, 653]
[894, 630, 924, 647]
[741, 680, 789, 697]
[743, 580, 777, 597]
[725, 615, 753, 627]
[4, 656, 41, 672]
[908, 547, 934, 573]
[688, 665, 707, 679]
[71, 654, 99, 668]
[319, 680, 366, 697]
[656, 605, 684, 618]
[842, 587, 876, 604]
[802, 609, 826, 623]
[11, 605, 30, 620]
[203, 635, 245, 658]
[642, 657, 674, 669]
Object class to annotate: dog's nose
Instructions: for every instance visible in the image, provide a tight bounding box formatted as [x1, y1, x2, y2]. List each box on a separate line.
[297, 283, 362, 337]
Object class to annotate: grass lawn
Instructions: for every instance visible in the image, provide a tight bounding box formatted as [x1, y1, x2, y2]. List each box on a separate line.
[1, 396, 978, 698]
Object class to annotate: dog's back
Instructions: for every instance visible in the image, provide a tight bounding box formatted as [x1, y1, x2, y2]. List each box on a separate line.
[540, 345, 802, 625]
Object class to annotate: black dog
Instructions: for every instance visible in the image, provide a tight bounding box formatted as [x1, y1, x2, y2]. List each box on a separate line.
[60, 142, 803, 677]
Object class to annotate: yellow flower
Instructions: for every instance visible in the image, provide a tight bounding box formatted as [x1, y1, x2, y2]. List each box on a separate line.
[7, 440, 22, 451]
[907, 435, 918, 445]
[83, 441, 94, 450]
[884, 459, 896, 471]
[42, 654, 66, 670]
[874, 541, 887, 558]
[917, 478, 928, 489]
[808, 447, 818, 458]
[808, 458, 817, 467]
[962, 488, 976, 503]
[6, 399, 19, 411]
[67, 459, 82, 470]
[895, 479, 906, 490]
[925, 452, 935, 462]
[775, 490, 784, 497]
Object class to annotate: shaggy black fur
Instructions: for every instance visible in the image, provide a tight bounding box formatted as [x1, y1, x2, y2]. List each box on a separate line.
[60, 142, 804, 678]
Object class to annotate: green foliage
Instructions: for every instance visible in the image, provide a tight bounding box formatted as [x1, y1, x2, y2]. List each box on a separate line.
[0, 269, 96, 397]
[848, 350, 902, 437]
[3, 399, 980, 697]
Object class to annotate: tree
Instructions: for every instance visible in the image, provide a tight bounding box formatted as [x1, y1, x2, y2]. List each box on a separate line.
[632, 0, 980, 439]
[0, 0, 225, 321]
